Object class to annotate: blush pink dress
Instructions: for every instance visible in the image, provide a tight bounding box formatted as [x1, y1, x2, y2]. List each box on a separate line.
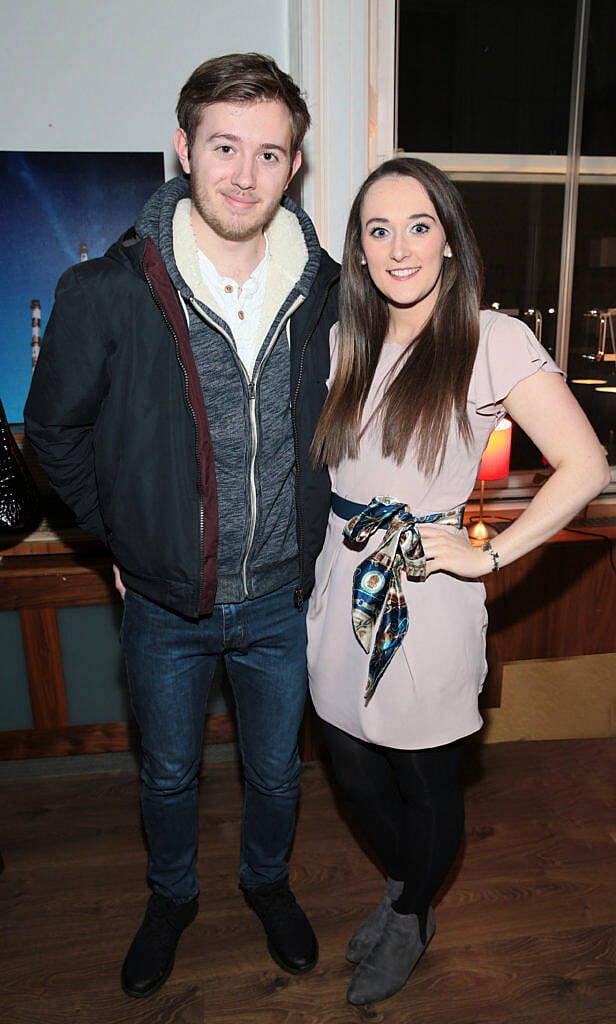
[307, 309, 564, 750]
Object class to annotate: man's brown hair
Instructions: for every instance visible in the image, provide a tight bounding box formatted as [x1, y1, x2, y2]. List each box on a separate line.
[176, 52, 311, 159]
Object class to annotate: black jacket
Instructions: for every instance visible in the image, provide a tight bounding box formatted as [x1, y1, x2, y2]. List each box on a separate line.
[25, 219, 339, 618]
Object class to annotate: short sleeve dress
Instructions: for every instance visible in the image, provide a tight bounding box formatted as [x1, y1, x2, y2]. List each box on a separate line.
[307, 309, 564, 750]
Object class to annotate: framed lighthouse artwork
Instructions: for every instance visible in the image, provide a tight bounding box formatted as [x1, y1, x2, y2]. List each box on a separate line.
[0, 151, 165, 425]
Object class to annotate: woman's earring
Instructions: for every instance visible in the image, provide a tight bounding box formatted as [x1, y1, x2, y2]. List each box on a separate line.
[360, 256, 367, 266]
[443, 245, 453, 259]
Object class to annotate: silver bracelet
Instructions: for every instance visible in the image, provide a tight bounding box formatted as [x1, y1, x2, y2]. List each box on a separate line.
[482, 540, 500, 572]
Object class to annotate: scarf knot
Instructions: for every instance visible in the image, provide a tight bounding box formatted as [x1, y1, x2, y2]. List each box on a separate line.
[341, 496, 464, 704]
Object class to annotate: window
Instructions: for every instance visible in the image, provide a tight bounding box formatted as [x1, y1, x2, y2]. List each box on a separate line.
[390, 0, 616, 472]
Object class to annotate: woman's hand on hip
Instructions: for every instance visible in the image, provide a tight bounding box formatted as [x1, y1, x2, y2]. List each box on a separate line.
[419, 525, 493, 579]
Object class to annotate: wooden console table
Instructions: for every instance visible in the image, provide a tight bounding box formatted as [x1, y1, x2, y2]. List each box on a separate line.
[1, 519, 615, 761]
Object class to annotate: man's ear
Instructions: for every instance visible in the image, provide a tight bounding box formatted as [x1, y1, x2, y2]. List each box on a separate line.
[174, 128, 191, 174]
[286, 149, 302, 189]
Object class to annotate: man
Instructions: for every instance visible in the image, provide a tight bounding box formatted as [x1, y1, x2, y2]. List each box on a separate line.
[25, 53, 339, 998]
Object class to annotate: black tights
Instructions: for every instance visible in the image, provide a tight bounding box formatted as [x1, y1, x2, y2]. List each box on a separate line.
[320, 719, 465, 919]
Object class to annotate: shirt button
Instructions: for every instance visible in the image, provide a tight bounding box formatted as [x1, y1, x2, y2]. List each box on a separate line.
[238, 310, 245, 320]
[224, 285, 233, 293]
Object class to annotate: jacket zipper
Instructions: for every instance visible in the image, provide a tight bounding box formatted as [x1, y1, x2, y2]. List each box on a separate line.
[143, 267, 205, 618]
[241, 295, 304, 596]
[189, 294, 305, 599]
[244, 379, 259, 595]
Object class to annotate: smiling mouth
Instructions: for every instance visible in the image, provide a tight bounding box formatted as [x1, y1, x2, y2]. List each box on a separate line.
[388, 267, 420, 279]
[223, 192, 259, 211]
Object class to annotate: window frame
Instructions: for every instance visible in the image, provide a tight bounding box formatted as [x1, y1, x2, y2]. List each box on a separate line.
[373, 0, 616, 365]
[370, 0, 615, 497]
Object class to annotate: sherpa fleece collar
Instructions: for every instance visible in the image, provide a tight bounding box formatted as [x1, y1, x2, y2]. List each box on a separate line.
[171, 196, 310, 342]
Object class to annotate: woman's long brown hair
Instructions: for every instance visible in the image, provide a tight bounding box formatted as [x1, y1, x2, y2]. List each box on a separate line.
[312, 158, 483, 475]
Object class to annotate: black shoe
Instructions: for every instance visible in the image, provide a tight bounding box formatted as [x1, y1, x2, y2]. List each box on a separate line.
[242, 879, 318, 974]
[121, 893, 198, 998]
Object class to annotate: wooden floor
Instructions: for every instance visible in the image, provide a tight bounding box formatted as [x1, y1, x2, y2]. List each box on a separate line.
[1, 738, 614, 1024]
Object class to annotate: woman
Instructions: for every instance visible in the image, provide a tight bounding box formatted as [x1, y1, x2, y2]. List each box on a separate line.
[307, 158, 609, 1006]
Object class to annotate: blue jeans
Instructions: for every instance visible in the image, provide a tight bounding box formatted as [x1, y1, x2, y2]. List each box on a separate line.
[120, 581, 308, 902]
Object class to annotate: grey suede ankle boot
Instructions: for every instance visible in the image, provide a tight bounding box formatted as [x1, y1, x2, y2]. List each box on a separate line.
[345, 877, 404, 964]
[346, 904, 435, 1006]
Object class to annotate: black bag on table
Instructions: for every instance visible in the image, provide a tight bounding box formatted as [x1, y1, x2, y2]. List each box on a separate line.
[0, 397, 40, 532]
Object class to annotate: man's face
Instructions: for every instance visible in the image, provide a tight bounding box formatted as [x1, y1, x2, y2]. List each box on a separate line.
[174, 99, 301, 245]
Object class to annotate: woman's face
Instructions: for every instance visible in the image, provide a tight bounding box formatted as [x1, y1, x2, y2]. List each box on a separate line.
[360, 174, 449, 321]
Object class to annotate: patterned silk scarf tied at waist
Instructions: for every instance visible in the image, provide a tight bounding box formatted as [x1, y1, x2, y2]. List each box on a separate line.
[336, 495, 465, 705]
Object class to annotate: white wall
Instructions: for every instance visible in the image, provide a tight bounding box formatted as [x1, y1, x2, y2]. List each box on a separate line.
[1, 0, 373, 259]
[289, 0, 370, 259]
[1, 0, 290, 178]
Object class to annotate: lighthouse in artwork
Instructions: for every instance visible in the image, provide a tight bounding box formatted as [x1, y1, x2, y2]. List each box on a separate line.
[30, 299, 41, 372]
[79, 242, 89, 262]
